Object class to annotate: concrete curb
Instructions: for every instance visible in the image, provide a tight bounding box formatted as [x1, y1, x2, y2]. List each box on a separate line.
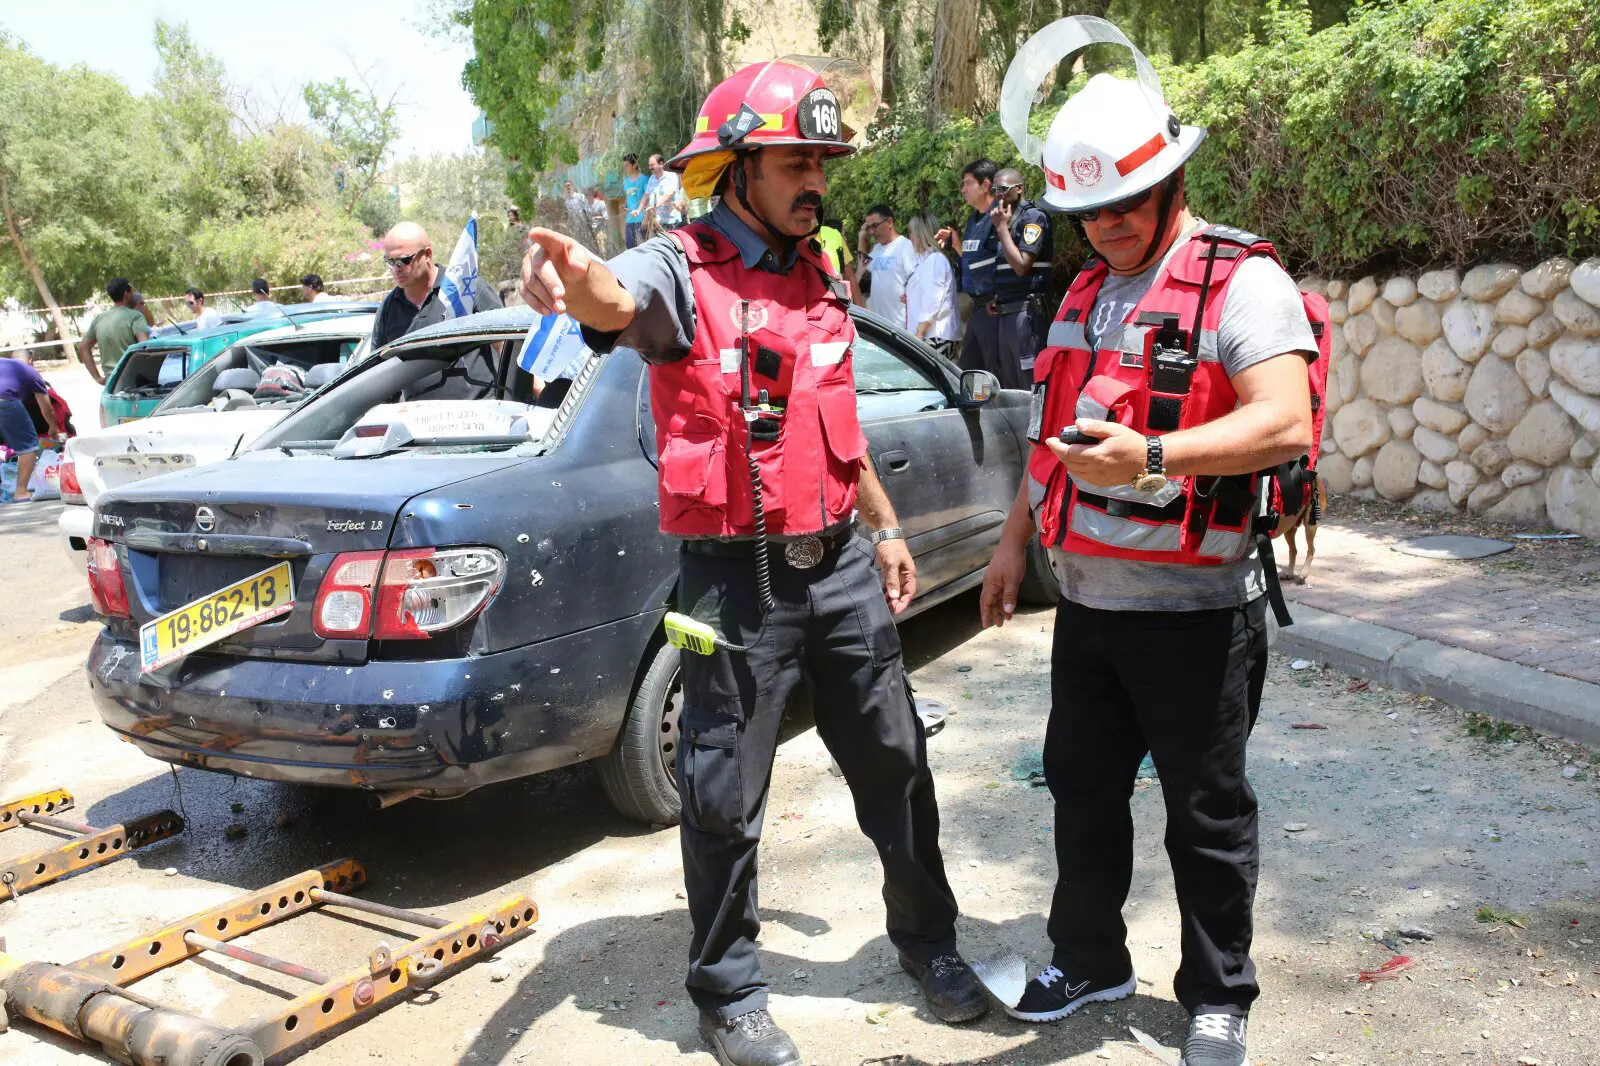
[1273, 604, 1600, 749]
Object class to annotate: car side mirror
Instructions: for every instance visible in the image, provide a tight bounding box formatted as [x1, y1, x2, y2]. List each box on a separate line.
[958, 369, 999, 407]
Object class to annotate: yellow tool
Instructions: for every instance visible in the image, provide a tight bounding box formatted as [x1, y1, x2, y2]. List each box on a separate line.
[0, 859, 538, 1066]
[0, 787, 183, 900]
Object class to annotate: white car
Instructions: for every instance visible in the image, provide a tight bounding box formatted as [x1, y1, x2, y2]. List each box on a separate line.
[59, 315, 374, 570]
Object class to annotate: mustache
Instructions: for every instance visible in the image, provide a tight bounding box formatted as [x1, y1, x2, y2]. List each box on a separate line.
[791, 192, 823, 212]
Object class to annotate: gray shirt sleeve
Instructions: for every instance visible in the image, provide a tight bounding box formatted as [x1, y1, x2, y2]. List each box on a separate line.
[578, 236, 696, 364]
[1216, 254, 1318, 378]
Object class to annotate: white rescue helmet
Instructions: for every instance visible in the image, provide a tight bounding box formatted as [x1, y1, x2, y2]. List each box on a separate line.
[999, 16, 1206, 213]
[1039, 73, 1205, 214]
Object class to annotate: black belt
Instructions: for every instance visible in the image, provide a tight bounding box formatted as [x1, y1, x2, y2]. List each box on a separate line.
[683, 525, 856, 567]
[991, 299, 1031, 315]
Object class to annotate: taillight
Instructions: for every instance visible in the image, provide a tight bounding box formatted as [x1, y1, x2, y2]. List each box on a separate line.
[59, 461, 84, 505]
[86, 538, 130, 617]
[314, 547, 504, 641]
[312, 550, 384, 638]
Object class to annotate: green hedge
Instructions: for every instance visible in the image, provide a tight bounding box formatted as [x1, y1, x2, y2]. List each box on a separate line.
[826, 0, 1600, 277]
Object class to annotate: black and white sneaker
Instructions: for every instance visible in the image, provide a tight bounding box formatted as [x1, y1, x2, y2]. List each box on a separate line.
[1003, 964, 1137, 1022]
[1180, 1010, 1249, 1066]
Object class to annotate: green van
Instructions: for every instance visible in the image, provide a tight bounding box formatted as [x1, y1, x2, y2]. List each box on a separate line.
[99, 302, 377, 427]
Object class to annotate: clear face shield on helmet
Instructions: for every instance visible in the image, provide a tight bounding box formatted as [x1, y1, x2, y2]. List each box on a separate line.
[998, 16, 1168, 167]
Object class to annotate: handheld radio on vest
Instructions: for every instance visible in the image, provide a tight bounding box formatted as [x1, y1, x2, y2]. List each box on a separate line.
[737, 299, 779, 614]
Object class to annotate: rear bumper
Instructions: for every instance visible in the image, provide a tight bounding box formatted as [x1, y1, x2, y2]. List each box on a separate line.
[58, 504, 92, 573]
[86, 610, 662, 791]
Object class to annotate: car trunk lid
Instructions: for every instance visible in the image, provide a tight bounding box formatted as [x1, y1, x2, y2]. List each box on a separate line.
[98, 452, 528, 663]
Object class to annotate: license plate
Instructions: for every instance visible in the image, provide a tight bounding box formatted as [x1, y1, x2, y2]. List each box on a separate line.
[140, 561, 294, 673]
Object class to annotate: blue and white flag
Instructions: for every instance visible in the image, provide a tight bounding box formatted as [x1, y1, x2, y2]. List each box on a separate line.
[439, 213, 480, 318]
[518, 312, 588, 380]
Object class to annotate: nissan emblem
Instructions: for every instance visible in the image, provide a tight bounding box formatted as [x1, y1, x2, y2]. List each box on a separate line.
[195, 506, 217, 533]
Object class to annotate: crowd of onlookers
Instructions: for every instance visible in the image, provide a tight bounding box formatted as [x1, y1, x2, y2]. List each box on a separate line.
[840, 158, 1055, 388]
[556, 152, 691, 256]
[539, 151, 1054, 388]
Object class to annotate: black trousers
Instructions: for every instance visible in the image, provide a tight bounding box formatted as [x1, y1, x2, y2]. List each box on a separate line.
[1043, 596, 1268, 1013]
[960, 302, 1024, 390]
[676, 537, 959, 1021]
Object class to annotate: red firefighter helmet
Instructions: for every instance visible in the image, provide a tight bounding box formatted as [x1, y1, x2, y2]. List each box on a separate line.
[668, 56, 875, 172]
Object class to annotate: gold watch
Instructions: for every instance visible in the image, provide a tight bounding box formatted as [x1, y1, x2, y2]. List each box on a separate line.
[1132, 435, 1168, 494]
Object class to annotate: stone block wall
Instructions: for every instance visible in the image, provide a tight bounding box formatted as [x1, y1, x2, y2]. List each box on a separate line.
[1305, 258, 1600, 538]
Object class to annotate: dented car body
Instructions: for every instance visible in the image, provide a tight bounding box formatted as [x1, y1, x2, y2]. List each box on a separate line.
[84, 305, 1045, 820]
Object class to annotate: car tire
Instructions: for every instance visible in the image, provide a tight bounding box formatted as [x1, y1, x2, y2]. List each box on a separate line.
[1017, 533, 1059, 606]
[597, 640, 684, 826]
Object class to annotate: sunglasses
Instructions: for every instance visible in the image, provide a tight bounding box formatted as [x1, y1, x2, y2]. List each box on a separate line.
[1067, 186, 1155, 223]
[384, 250, 427, 269]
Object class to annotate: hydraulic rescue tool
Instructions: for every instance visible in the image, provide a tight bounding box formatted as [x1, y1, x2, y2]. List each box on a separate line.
[0, 787, 183, 901]
[0, 859, 538, 1066]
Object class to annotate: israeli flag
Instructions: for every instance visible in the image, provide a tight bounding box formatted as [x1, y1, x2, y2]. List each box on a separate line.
[518, 312, 588, 380]
[439, 213, 480, 317]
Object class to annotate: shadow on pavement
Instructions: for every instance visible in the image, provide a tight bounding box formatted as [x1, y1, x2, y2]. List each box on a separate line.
[83, 762, 644, 910]
[0, 497, 65, 534]
[452, 909, 1191, 1065]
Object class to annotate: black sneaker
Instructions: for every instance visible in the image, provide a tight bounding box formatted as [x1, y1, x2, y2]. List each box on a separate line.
[1180, 1010, 1249, 1066]
[1003, 963, 1137, 1022]
[697, 1009, 801, 1066]
[898, 951, 989, 1023]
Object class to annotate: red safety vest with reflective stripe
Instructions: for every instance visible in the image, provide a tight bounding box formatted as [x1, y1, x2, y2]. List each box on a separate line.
[651, 221, 868, 537]
[1029, 226, 1284, 565]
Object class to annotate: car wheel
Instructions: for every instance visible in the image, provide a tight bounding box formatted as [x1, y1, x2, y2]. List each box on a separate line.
[1017, 533, 1059, 606]
[597, 640, 683, 825]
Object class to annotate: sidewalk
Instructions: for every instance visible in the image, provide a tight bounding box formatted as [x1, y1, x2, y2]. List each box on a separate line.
[1275, 508, 1600, 747]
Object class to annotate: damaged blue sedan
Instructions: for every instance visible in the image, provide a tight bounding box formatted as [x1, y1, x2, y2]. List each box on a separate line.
[85, 305, 1054, 823]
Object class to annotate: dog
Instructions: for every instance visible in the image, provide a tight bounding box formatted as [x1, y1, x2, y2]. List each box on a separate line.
[1275, 471, 1326, 585]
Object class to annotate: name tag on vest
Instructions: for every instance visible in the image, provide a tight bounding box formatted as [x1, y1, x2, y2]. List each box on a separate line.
[720, 348, 741, 374]
[811, 341, 848, 367]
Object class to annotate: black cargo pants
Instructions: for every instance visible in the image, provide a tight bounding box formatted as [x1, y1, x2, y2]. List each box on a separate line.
[675, 534, 960, 1022]
[1043, 595, 1268, 1014]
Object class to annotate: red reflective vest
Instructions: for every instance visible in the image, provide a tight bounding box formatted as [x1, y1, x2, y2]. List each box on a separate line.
[1029, 225, 1292, 565]
[650, 221, 869, 537]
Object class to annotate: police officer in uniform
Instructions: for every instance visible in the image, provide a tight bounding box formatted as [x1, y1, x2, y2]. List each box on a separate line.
[936, 159, 998, 378]
[989, 166, 1054, 384]
[518, 57, 986, 1066]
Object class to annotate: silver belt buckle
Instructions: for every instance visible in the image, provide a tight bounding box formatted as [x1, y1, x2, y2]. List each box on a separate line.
[783, 535, 825, 569]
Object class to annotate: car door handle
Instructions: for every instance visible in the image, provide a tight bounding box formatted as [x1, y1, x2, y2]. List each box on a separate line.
[879, 450, 911, 474]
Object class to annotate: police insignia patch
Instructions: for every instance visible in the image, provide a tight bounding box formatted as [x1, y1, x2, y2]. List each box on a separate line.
[1023, 223, 1042, 245]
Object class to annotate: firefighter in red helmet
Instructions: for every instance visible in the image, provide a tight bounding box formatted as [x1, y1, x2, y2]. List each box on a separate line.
[520, 57, 986, 1065]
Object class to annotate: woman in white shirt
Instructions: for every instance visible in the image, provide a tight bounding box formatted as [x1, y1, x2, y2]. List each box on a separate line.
[904, 213, 960, 357]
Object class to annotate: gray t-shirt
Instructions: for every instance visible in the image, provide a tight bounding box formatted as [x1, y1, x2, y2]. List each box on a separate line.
[1045, 226, 1317, 612]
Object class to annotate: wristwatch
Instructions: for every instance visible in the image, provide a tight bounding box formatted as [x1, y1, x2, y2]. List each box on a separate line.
[1132, 436, 1168, 494]
[872, 527, 905, 544]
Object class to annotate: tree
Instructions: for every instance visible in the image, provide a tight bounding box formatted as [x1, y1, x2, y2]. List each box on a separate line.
[303, 71, 401, 215]
[0, 37, 175, 354]
[152, 19, 242, 228]
[928, 0, 980, 118]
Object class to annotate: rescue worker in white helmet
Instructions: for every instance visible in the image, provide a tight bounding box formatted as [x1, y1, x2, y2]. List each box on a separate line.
[519, 57, 987, 1066]
[980, 17, 1321, 1066]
